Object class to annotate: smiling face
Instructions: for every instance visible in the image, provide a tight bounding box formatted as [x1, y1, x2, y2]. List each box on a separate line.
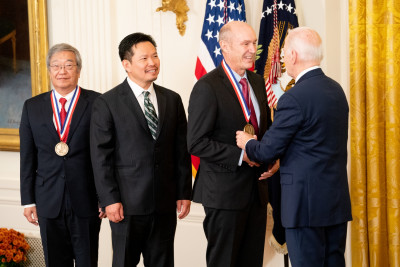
[122, 41, 160, 89]
[220, 22, 257, 76]
[49, 51, 80, 95]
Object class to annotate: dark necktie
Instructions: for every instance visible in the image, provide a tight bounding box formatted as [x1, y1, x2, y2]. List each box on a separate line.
[239, 78, 259, 135]
[143, 91, 158, 139]
[59, 97, 67, 128]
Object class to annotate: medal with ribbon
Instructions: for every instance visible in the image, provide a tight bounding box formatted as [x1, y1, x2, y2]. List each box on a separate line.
[221, 60, 255, 135]
[50, 86, 81, 156]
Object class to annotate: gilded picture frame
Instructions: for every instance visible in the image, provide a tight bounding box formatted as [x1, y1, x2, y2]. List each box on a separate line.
[0, 0, 49, 151]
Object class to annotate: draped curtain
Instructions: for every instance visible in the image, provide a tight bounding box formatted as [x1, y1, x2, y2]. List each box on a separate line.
[349, 0, 400, 266]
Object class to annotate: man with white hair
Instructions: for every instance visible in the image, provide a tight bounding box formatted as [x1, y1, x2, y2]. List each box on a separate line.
[236, 27, 352, 267]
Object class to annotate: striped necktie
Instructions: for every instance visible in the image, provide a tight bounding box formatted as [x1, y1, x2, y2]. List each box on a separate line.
[143, 91, 158, 139]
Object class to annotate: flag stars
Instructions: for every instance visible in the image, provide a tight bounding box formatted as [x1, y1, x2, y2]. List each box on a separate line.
[217, 0, 225, 11]
[216, 15, 225, 26]
[214, 31, 220, 41]
[213, 46, 221, 57]
[205, 29, 214, 40]
[206, 14, 215, 25]
[286, 3, 293, 13]
[237, 4, 242, 14]
[278, 1, 285, 10]
[264, 2, 297, 15]
[208, 0, 216, 9]
[228, 2, 236, 12]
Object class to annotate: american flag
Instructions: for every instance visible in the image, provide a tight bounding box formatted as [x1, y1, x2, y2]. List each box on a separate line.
[192, 0, 247, 177]
[194, 0, 247, 79]
[255, 0, 298, 109]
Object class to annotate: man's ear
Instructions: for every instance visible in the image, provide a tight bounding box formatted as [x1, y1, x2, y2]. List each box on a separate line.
[121, 59, 130, 72]
[291, 50, 297, 65]
[219, 40, 229, 54]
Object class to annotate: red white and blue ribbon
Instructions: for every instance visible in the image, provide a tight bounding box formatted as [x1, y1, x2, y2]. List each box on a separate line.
[50, 86, 81, 142]
[221, 59, 251, 122]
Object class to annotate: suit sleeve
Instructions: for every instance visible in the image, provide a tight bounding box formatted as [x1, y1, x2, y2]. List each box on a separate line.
[174, 95, 192, 200]
[187, 80, 242, 167]
[19, 101, 37, 205]
[246, 93, 303, 164]
[90, 97, 120, 207]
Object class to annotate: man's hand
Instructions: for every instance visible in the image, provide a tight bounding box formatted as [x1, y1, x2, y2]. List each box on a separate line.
[236, 131, 255, 150]
[106, 203, 124, 223]
[259, 159, 280, 180]
[98, 207, 107, 219]
[243, 151, 260, 167]
[24, 206, 39, 226]
[176, 200, 191, 219]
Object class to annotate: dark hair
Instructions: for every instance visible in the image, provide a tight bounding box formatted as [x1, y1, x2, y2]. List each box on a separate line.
[118, 32, 157, 61]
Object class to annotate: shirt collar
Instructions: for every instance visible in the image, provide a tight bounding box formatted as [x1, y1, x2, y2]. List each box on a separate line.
[295, 66, 320, 83]
[52, 86, 77, 102]
[127, 77, 155, 97]
[232, 69, 248, 83]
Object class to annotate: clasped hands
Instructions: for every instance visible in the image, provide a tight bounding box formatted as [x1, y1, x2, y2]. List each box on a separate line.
[236, 130, 280, 180]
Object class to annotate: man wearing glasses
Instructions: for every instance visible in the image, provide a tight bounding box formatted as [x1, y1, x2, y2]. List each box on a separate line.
[20, 43, 105, 267]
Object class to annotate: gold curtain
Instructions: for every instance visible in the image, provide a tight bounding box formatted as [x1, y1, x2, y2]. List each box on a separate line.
[349, 0, 400, 266]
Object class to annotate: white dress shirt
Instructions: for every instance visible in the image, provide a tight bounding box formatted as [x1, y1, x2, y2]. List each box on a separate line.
[127, 78, 159, 117]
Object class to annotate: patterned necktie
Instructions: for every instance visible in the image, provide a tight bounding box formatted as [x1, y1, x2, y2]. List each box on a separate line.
[59, 97, 67, 128]
[143, 91, 158, 139]
[239, 78, 259, 135]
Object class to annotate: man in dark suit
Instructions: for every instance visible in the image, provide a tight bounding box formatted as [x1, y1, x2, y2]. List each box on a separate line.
[20, 43, 104, 267]
[90, 32, 192, 267]
[237, 27, 352, 267]
[187, 21, 277, 267]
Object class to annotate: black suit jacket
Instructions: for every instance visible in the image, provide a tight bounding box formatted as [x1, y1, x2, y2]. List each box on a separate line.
[187, 65, 271, 210]
[246, 68, 352, 228]
[90, 79, 192, 215]
[20, 88, 101, 219]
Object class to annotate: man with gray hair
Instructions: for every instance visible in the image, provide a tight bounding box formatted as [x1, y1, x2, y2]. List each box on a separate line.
[236, 27, 352, 267]
[20, 43, 105, 267]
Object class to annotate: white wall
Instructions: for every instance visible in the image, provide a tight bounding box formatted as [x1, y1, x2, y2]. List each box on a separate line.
[0, 0, 350, 266]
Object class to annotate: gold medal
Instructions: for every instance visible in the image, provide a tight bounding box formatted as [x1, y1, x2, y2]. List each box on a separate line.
[55, 142, 69, 156]
[243, 124, 255, 135]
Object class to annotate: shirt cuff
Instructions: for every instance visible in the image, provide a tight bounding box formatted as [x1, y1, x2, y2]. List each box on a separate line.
[238, 150, 244, 166]
[23, 204, 36, 208]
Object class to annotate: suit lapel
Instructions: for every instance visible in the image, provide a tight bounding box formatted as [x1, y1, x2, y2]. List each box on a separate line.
[154, 84, 166, 140]
[218, 65, 248, 124]
[67, 89, 88, 143]
[41, 92, 60, 142]
[217, 65, 241, 102]
[120, 79, 152, 135]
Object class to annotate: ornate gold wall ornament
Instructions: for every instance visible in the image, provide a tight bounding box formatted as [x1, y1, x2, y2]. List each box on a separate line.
[156, 0, 189, 36]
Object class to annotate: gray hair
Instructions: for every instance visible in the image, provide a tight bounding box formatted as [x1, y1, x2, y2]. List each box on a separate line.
[46, 43, 82, 71]
[285, 27, 323, 64]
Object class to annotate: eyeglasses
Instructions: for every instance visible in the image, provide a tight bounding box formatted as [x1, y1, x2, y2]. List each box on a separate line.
[49, 64, 77, 71]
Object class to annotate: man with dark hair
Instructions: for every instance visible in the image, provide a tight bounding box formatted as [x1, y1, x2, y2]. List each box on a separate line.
[90, 32, 192, 267]
[20, 43, 104, 267]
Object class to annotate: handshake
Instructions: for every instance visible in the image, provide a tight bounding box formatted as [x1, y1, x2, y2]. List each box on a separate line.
[235, 130, 279, 180]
